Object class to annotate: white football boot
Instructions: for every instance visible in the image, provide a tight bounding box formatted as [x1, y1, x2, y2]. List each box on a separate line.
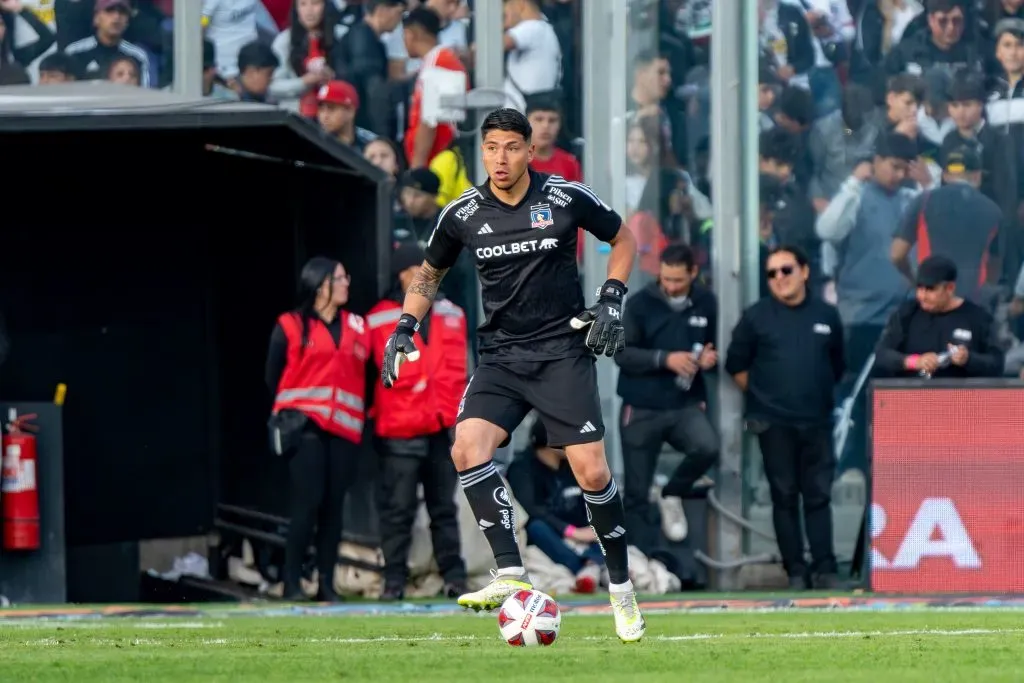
[609, 581, 646, 643]
[456, 568, 532, 612]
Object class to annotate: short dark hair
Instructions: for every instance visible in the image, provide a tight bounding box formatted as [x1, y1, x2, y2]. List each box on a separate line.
[633, 49, 666, 70]
[777, 86, 814, 126]
[525, 95, 562, 117]
[481, 107, 532, 142]
[767, 244, 809, 268]
[403, 6, 441, 36]
[759, 127, 799, 166]
[661, 243, 696, 269]
[39, 52, 76, 75]
[887, 73, 926, 102]
[875, 131, 918, 161]
[366, 0, 405, 13]
[926, 0, 965, 14]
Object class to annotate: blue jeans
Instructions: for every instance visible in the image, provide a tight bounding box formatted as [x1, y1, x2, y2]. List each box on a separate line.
[525, 519, 604, 574]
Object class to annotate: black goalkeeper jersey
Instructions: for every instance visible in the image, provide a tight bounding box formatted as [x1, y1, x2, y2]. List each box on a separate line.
[424, 170, 623, 361]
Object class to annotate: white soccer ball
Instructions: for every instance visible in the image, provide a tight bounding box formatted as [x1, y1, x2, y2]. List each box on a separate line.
[497, 589, 561, 647]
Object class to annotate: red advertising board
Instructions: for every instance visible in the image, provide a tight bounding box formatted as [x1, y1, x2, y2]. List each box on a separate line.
[871, 386, 1024, 594]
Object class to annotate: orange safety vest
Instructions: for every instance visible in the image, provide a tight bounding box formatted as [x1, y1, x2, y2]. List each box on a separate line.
[272, 310, 369, 444]
[367, 298, 468, 439]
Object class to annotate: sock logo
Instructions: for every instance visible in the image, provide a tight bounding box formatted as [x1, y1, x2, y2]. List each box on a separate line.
[499, 508, 512, 531]
[585, 504, 593, 524]
[493, 486, 512, 508]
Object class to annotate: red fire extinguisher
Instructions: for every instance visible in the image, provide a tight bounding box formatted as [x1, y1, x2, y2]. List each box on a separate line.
[2, 410, 40, 551]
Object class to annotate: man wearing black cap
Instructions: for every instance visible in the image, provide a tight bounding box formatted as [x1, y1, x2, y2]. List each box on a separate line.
[398, 168, 444, 241]
[367, 242, 469, 600]
[874, 255, 1004, 377]
[891, 140, 1003, 306]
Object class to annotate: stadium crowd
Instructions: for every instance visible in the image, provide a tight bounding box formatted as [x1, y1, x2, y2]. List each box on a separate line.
[7, 0, 1024, 596]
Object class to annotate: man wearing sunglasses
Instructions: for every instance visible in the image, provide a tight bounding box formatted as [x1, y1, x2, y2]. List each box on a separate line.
[883, 0, 982, 79]
[725, 245, 846, 590]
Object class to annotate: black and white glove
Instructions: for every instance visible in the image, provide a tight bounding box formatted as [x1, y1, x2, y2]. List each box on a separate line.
[570, 279, 627, 357]
[381, 314, 421, 389]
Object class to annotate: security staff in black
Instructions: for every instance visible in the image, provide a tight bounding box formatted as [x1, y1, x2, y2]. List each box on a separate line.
[615, 244, 720, 554]
[379, 108, 647, 642]
[874, 255, 1005, 378]
[725, 245, 845, 590]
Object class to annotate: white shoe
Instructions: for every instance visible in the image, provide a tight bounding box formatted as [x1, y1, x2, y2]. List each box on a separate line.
[658, 495, 688, 541]
[609, 581, 646, 643]
[456, 568, 531, 612]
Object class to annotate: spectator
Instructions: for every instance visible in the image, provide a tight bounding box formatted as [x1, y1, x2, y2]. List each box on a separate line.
[334, 0, 406, 138]
[1, 0, 56, 81]
[849, 0, 924, 94]
[106, 52, 138, 85]
[384, 0, 468, 76]
[506, 419, 605, 594]
[364, 136, 406, 179]
[201, 0, 258, 82]
[527, 96, 582, 181]
[892, 140, 1003, 306]
[872, 73, 940, 188]
[884, 0, 983, 77]
[502, 0, 562, 111]
[402, 6, 467, 169]
[816, 132, 918, 475]
[234, 40, 279, 103]
[64, 0, 150, 87]
[317, 79, 378, 153]
[759, 127, 820, 283]
[874, 255, 1005, 377]
[37, 50, 74, 83]
[429, 139, 472, 207]
[773, 85, 816, 190]
[759, 62, 781, 131]
[615, 243, 719, 551]
[270, 0, 337, 116]
[624, 115, 676, 215]
[809, 83, 882, 212]
[627, 51, 681, 166]
[758, 0, 816, 90]
[725, 245, 845, 590]
[395, 167, 442, 246]
[797, 0, 856, 119]
[987, 18, 1024, 128]
[945, 72, 1019, 222]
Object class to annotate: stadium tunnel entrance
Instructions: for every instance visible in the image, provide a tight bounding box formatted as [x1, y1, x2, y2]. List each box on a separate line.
[0, 86, 391, 600]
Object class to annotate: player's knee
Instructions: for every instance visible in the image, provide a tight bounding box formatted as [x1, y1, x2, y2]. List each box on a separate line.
[451, 419, 504, 471]
[566, 443, 612, 491]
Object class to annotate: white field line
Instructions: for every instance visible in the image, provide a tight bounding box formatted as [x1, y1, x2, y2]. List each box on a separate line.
[0, 621, 225, 630]
[15, 627, 1024, 647]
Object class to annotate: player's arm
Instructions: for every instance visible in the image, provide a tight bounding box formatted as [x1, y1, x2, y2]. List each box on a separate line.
[604, 225, 637, 286]
[383, 207, 465, 388]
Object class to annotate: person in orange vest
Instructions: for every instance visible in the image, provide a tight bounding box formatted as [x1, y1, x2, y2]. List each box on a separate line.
[367, 243, 469, 600]
[266, 256, 369, 602]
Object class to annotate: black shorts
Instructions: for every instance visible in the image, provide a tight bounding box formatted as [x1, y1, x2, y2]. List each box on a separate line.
[456, 355, 605, 448]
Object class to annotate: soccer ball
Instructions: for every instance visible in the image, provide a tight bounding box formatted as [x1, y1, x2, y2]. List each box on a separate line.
[497, 589, 561, 647]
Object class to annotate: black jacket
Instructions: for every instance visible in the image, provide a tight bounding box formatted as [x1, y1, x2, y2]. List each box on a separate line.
[334, 20, 393, 137]
[884, 30, 986, 78]
[615, 282, 717, 409]
[774, 3, 816, 77]
[725, 294, 845, 425]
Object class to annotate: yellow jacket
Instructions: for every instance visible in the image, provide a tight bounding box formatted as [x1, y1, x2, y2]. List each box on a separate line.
[430, 147, 473, 207]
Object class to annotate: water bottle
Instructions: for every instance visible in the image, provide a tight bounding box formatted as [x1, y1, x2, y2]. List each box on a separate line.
[675, 343, 705, 391]
[918, 350, 952, 378]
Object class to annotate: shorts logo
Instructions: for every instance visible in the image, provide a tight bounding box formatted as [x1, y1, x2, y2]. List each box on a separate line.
[493, 486, 512, 508]
[530, 203, 554, 230]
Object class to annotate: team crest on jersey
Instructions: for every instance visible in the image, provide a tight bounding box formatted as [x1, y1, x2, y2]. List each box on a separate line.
[529, 203, 554, 230]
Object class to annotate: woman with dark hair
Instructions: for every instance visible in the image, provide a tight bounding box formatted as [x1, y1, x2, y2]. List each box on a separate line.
[269, 0, 338, 116]
[265, 257, 369, 601]
[0, 0, 55, 84]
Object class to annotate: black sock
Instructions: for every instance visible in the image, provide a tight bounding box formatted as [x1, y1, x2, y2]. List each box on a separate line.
[583, 479, 631, 585]
[458, 461, 523, 570]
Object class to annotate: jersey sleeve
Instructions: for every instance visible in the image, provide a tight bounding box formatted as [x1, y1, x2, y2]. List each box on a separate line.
[424, 203, 466, 270]
[566, 181, 623, 242]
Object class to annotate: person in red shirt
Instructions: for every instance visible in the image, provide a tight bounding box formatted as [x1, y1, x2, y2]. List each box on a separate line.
[527, 98, 582, 181]
[527, 97, 586, 261]
[403, 6, 468, 168]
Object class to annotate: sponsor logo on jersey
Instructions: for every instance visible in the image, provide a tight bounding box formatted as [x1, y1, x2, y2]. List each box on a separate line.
[529, 203, 554, 229]
[455, 199, 480, 222]
[475, 239, 544, 259]
[546, 186, 573, 208]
